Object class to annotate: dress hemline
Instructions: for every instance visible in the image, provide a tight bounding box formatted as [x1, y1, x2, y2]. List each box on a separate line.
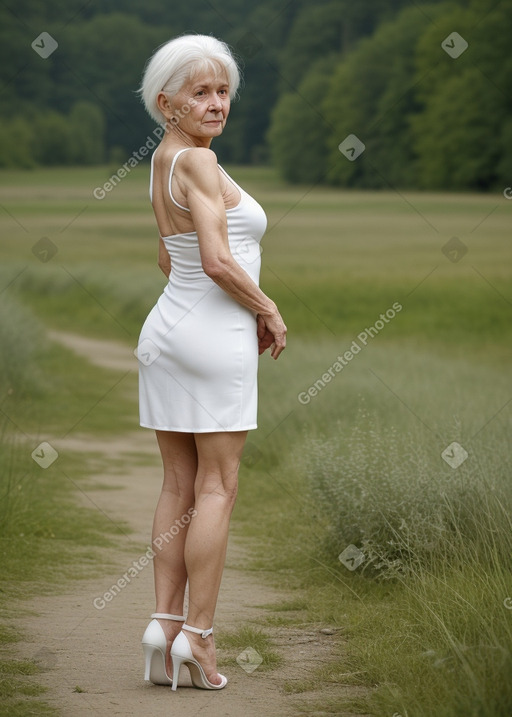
[139, 422, 257, 433]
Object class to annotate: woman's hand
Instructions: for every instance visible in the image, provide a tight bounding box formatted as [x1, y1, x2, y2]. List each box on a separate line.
[257, 310, 287, 360]
[257, 314, 274, 355]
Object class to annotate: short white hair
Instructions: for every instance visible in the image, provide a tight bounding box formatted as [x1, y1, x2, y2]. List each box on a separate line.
[139, 34, 241, 125]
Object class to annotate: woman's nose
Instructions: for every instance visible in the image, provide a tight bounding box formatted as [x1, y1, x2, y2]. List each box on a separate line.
[209, 94, 223, 111]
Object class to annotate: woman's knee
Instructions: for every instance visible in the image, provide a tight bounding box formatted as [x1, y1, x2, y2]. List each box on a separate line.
[195, 471, 239, 505]
[161, 475, 196, 505]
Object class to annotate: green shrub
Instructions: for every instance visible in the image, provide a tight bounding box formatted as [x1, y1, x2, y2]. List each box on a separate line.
[303, 408, 512, 579]
[0, 118, 36, 168]
[0, 295, 47, 397]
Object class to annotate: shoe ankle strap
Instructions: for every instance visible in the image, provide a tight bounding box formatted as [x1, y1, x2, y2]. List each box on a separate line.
[151, 613, 185, 621]
[182, 623, 213, 638]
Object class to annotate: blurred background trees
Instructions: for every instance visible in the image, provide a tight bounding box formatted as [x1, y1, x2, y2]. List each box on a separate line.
[0, 0, 509, 189]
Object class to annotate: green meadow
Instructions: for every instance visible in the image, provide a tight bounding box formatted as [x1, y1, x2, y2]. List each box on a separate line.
[1, 163, 511, 715]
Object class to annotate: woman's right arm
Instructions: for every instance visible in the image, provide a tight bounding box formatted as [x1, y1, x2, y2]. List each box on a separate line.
[158, 237, 171, 278]
[177, 147, 286, 359]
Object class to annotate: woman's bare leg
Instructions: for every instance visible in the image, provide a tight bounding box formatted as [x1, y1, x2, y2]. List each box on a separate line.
[183, 430, 248, 686]
[152, 430, 197, 676]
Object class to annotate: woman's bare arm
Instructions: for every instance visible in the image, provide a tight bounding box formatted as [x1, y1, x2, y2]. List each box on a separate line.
[178, 148, 286, 359]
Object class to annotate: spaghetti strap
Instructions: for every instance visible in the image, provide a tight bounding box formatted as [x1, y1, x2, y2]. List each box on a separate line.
[149, 150, 155, 201]
[149, 148, 193, 211]
[168, 148, 194, 212]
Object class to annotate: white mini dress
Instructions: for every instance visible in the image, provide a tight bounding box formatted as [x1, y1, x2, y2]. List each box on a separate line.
[138, 148, 267, 432]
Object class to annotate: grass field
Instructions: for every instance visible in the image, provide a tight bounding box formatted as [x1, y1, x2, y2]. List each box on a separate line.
[1, 163, 511, 715]
[1, 164, 510, 351]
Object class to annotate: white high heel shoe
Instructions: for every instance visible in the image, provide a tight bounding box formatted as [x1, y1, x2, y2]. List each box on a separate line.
[141, 612, 185, 685]
[171, 623, 227, 691]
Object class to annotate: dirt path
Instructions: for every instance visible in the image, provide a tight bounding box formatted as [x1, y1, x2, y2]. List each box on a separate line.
[17, 331, 369, 716]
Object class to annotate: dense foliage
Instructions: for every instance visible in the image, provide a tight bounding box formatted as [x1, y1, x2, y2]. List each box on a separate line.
[272, 0, 512, 190]
[0, 0, 509, 189]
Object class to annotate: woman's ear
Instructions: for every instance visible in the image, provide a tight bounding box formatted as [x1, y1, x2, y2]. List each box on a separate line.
[156, 91, 174, 122]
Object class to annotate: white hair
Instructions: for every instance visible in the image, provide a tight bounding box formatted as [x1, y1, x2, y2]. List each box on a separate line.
[139, 34, 241, 125]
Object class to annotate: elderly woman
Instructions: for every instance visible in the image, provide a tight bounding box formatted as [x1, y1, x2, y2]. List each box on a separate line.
[137, 34, 287, 691]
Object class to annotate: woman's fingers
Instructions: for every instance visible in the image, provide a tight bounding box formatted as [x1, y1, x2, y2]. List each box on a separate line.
[257, 313, 286, 359]
[270, 327, 286, 359]
[258, 328, 274, 354]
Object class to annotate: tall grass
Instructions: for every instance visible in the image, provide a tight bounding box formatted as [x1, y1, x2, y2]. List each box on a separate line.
[0, 296, 131, 582]
[0, 284, 138, 436]
[303, 408, 512, 579]
[232, 332, 512, 714]
[292, 408, 512, 714]
[0, 296, 48, 539]
[0, 294, 47, 398]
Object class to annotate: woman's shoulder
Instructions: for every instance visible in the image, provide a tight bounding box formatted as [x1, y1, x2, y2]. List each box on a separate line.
[154, 145, 217, 171]
[153, 145, 222, 199]
[176, 147, 218, 176]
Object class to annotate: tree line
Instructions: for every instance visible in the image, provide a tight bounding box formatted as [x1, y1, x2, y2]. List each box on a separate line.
[269, 0, 512, 190]
[0, 0, 509, 190]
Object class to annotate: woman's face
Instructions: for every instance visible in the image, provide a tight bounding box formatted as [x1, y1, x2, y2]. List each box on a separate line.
[166, 65, 231, 141]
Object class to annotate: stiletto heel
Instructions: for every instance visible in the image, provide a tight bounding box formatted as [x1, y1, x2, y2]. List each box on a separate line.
[170, 653, 182, 690]
[141, 612, 185, 685]
[171, 623, 227, 691]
